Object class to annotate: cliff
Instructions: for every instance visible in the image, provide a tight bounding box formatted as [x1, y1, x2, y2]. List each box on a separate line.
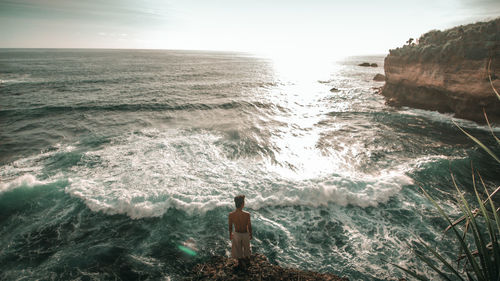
[185, 254, 348, 281]
[381, 18, 500, 123]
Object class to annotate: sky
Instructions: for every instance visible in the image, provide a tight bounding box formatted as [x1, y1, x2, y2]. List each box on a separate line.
[0, 0, 499, 56]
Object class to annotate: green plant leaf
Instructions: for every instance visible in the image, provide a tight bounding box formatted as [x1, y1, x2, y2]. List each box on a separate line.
[451, 174, 488, 280]
[417, 237, 466, 281]
[466, 271, 476, 281]
[419, 185, 484, 280]
[473, 174, 495, 280]
[415, 251, 455, 281]
[483, 110, 500, 146]
[479, 175, 500, 275]
[453, 120, 500, 164]
[391, 263, 430, 281]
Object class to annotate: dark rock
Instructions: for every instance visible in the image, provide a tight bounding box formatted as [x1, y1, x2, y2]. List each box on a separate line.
[358, 62, 371, 67]
[373, 74, 385, 81]
[358, 62, 378, 67]
[330, 87, 340, 92]
[187, 254, 349, 281]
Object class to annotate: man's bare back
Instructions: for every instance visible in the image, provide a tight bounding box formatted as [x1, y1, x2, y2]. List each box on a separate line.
[228, 209, 252, 238]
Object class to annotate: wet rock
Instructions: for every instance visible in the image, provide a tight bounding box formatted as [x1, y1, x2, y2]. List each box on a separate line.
[358, 62, 371, 67]
[358, 62, 378, 67]
[187, 254, 348, 281]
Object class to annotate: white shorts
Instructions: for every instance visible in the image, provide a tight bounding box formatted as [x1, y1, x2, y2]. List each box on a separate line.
[231, 232, 251, 259]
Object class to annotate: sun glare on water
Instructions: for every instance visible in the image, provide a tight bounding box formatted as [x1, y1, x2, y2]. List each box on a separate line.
[255, 49, 350, 180]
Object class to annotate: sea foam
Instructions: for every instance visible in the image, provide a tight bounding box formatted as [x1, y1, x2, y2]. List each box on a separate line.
[0, 174, 46, 193]
[62, 128, 417, 219]
[0, 127, 436, 220]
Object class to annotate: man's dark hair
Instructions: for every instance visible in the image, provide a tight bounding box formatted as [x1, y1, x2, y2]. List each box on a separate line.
[234, 195, 245, 208]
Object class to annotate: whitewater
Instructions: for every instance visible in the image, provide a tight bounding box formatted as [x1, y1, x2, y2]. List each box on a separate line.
[1, 49, 498, 280]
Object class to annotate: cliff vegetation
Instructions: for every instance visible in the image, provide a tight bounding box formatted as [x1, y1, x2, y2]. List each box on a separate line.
[389, 18, 499, 63]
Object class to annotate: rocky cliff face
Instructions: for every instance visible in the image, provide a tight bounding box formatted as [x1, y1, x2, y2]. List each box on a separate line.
[381, 18, 500, 123]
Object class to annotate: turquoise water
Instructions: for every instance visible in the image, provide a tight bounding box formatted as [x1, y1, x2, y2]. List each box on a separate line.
[1, 49, 499, 280]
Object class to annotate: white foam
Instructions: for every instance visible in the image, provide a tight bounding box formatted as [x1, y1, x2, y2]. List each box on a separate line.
[250, 169, 413, 210]
[403, 107, 500, 131]
[0, 174, 46, 193]
[61, 128, 422, 219]
[0, 126, 450, 219]
[0, 143, 77, 194]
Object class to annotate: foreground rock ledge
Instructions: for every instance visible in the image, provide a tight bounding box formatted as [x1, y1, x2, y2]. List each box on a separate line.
[381, 18, 500, 123]
[186, 254, 348, 281]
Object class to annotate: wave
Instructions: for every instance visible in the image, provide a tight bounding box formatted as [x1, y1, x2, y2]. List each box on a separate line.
[325, 109, 500, 131]
[0, 101, 277, 118]
[57, 128, 418, 219]
[0, 143, 77, 191]
[0, 127, 436, 219]
[0, 174, 46, 193]
[64, 167, 412, 219]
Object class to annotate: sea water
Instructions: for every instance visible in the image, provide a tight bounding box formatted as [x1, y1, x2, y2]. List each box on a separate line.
[1, 49, 499, 280]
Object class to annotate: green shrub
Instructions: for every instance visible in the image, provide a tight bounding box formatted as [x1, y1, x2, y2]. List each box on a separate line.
[388, 18, 500, 63]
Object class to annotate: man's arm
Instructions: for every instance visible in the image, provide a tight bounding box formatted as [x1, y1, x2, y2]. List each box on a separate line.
[228, 214, 233, 240]
[247, 213, 252, 240]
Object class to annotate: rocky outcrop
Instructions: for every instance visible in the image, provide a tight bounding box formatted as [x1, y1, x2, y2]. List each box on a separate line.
[373, 74, 385, 81]
[186, 254, 348, 281]
[381, 18, 500, 123]
[359, 62, 378, 67]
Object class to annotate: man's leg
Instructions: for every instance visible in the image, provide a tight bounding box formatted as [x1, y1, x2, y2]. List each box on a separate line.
[241, 233, 251, 269]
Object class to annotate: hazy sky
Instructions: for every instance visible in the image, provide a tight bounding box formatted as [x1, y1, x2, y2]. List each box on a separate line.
[1, 0, 499, 56]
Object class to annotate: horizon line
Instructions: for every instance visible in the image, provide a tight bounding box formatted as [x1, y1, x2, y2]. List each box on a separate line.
[0, 47, 388, 57]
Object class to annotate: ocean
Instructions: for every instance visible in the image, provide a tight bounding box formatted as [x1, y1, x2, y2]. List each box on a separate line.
[1, 49, 498, 280]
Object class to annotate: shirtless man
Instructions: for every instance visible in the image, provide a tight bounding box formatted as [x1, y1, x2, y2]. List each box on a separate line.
[228, 195, 252, 268]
